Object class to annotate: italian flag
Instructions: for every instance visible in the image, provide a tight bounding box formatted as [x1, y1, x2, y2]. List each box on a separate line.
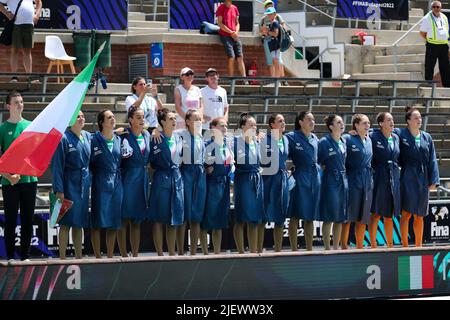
[398, 255, 434, 290]
[0, 43, 105, 177]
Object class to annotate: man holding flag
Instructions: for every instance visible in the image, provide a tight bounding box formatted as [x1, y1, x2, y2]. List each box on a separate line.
[0, 91, 37, 262]
[0, 43, 105, 261]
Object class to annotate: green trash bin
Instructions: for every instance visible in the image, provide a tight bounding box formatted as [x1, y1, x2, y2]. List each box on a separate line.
[72, 32, 92, 68]
[94, 32, 111, 68]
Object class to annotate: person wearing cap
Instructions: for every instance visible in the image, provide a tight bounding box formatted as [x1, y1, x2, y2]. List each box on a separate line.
[200, 68, 229, 133]
[260, 1, 287, 83]
[174, 67, 203, 130]
[419, 1, 450, 87]
[262, 6, 282, 79]
[216, 0, 247, 79]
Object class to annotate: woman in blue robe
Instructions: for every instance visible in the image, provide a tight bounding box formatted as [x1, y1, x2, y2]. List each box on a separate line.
[90, 109, 124, 258]
[117, 107, 151, 257]
[148, 108, 184, 256]
[397, 107, 439, 247]
[285, 111, 321, 251]
[260, 113, 289, 252]
[178, 109, 207, 255]
[201, 117, 234, 254]
[341, 114, 373, 249]
[369, 112, 400, 249]
[318, 115, 348, 250]
[51, 111, 91, 259]
[233, 113, 265, 254]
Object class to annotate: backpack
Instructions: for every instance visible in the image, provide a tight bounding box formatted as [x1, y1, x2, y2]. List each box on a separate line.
[279, 27, 293, 52]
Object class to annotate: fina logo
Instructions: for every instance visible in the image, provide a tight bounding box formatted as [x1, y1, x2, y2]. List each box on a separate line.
[431, 206, 449, 238]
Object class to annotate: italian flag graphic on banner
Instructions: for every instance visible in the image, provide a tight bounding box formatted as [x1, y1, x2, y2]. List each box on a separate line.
[398, 255, 434, 290]
[0, 43, 105, 177]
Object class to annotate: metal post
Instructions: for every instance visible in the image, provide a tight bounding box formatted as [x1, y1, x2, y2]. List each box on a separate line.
[153, 0, 158, 21]
[393, 45, 398, 73]
[274, 79, 280, 105]
[352, 81, 360, 113]
[230, 78, 236, 105]
[389, 81, 397, 112]
[263, 98, 269, 123]
[318, 80, 323, 105]
[423, 82, 436, 131]
[41, 75, 48, 103]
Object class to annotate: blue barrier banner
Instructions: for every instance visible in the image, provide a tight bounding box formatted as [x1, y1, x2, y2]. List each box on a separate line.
[170, 0, 215, 30]
[151, 43, 164, 69]
[0, 0, 128, 30]
[337, 0, 409, 21]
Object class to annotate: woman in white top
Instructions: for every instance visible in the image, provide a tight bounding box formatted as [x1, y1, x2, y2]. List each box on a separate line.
[175, 67, 203, 129]
[125, 77, 163, 131]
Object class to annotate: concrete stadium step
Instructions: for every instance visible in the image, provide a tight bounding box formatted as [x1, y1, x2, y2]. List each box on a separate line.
[363, 62, 423, 73]
[375, 54, 425, 64]
[409, 15, 424, 24]
[386, 44, 426, 55]
[128, 12, 146, 21]
[128, 20, 169, 29]
[410, 8, 424, 17]
[128, 4, 168, 14]
[127, 27, 170, 35]
[351, 72, 423, 81]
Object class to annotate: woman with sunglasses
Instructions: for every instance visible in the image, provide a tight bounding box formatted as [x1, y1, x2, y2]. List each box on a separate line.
[148, 108, 184, 256]
[233, 113, 265, 253]
[175, 67, 203, 130]
[260, 113, 289, 252]
[116, 107, 151, 257]
[201, 117, 234, 254]
[90, 109, 124, 258]
[51, 111, 91, 259]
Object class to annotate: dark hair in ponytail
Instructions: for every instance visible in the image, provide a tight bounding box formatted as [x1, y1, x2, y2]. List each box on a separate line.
[404, 106, 420, 122]
[294, 111, 312, 130]
[238, 112, 255, 129]
[268, 113, 283, 129]
[97, 109, 112, 132]
[157, 108, 172, 127]
[323, 114, 339, 132]
[376, 112, 391, 127]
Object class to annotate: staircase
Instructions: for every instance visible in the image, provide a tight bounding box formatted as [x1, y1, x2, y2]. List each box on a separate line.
[350, 7, 427, 81]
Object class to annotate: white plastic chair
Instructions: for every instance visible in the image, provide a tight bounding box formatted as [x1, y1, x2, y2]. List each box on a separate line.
[45, 35, 77, 83]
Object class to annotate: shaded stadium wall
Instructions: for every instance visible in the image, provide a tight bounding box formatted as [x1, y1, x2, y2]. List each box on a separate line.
[0, 42, 270, 83]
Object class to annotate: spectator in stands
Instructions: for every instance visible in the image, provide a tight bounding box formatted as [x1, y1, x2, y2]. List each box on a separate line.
[397, 107, 439, 247]
[178, 109, 206, 255]
[285, 111, 320, 251]
[260, 114, 289, 252]
[51, 111, 91, 260]
[0, 0, 42, 82]
[260, 1, 287, 83]
[216, 0, 247, 80]
[90, 110, 123, 258]
[148, 108, 184, 256]
[175, 67, 203, 130]
[200, 68, 229, 133]
[233, 113, 265, 253]
[0, 91, 38, 261]
[368, 112, 400, 249]
[201, 117, 233, 254]
[261, 6, 282, 79]
[341, 114, 373, 250]
[117, 107, 151, 258]
[419, 1, 450, 87]
[318, 115, 348, 250]
[125, 77, 163, 132]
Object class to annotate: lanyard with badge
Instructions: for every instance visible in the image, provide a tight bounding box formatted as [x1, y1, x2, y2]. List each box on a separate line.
[431, 14, 447, 36]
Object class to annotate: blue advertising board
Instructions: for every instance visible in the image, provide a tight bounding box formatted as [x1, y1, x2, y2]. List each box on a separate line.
[151, 43, 164, 69]
[0, 0, 128, 30]
[337, 0, 409, 21]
